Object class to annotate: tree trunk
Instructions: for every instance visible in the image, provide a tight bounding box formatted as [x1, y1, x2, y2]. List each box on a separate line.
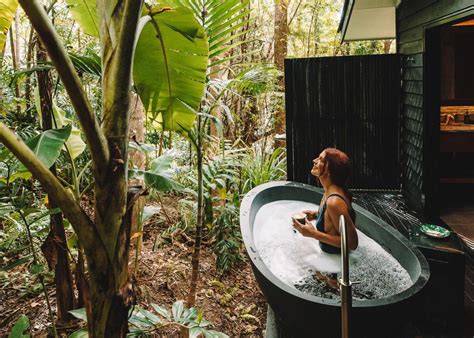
[129, 92, 146, 275]
[383, 39, 393, 54]
[9, 24, 21, 116]
[37, 41, 76, 325]
[83, 1, 143, 335]
[75, 248, 88, 308]
[24, 27, 35, 112]
[273, 0, 288, 148]
[187, 115, 204, 308]
[86, 209, 133, 337]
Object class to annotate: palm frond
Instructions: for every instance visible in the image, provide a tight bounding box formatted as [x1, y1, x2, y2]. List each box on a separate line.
[174, 0, 251, 70]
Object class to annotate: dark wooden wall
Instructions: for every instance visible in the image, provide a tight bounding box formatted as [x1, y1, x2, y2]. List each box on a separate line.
[397, 0, 474, 212]
[285, 55, 400, 189]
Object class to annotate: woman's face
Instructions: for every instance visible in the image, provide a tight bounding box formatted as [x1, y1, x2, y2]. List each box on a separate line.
[311, 151, 327, 177]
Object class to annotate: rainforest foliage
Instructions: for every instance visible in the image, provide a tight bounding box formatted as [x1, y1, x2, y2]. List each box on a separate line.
[0, 0, 391, 336]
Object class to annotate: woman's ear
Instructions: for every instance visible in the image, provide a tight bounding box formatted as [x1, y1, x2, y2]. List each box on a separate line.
[322, 162, 329, 177]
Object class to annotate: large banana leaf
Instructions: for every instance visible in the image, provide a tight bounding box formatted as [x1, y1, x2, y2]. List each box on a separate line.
[65, 0, 99, 37]
[34, 89, 86, 159]
[133, 6, 208, 132]
[0, 0, 18, 53]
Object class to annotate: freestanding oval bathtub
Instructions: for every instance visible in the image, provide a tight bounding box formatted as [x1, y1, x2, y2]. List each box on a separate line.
[240, 181, 430, 337]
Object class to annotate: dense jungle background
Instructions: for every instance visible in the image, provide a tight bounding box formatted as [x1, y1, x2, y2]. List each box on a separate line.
[0, 0, 392, 336]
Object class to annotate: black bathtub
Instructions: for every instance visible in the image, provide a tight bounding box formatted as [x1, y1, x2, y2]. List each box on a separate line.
[240, 181, 430, 337]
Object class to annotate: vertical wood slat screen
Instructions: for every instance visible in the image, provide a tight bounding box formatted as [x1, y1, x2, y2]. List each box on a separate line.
[285, 54, 401, 189]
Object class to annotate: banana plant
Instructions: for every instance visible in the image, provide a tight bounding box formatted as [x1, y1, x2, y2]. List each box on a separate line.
[0, 0, 209, 336]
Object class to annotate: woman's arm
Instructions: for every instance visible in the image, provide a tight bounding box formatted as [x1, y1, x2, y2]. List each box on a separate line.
[292, 218, 344, 248]
[326, 198, 358, 250]
[292, 199, 358, 250]
[293, 198, 359, 250]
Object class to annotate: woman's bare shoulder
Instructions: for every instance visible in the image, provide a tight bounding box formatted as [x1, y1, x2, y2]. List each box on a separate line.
[326, 194, 349, 208]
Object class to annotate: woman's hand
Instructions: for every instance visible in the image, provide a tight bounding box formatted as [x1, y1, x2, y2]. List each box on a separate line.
[303, 210, 318, 221]
[292, 218, 316, 238]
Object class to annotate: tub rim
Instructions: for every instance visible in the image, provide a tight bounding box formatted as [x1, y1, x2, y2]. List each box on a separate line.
[240, 180, 430, 308]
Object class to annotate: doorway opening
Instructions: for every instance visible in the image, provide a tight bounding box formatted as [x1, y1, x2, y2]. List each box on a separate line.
[437, 17, 474, 245]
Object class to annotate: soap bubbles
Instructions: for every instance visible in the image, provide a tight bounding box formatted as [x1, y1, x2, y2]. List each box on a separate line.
[253, 200, 413, 301]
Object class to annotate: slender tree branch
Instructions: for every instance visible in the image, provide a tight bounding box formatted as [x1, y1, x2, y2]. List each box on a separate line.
[18, 0, 110, 169]
[0, 123, 109, 267]
[288, 0, 304, 26]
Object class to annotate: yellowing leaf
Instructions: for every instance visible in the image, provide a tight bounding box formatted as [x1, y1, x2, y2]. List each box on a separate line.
[66, 127, 86, 160]
[0, 0, 18, 53]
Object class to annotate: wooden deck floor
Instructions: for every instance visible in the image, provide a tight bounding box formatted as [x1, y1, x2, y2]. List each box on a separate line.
[353, 191, 473, 337]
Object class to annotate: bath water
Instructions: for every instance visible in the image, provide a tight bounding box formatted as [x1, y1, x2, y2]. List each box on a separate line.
[253, 200, 413, 300]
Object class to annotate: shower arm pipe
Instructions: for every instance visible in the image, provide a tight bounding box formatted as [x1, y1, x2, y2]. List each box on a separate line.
[339, 214, 352, 338]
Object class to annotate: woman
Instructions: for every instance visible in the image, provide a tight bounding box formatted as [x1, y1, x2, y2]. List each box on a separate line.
[292, 148, 358, 253]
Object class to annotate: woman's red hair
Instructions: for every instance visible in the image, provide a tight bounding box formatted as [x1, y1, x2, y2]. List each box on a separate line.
[324, 148, 352, 188]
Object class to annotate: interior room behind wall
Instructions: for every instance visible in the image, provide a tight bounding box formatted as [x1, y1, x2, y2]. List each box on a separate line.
[438, 17, 474, 246]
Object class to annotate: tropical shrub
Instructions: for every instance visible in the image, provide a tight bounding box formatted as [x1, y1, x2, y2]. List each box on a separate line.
[241, 146, 286, 194]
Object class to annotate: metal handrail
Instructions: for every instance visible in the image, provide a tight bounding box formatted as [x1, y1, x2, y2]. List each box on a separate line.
[339, 214, 352, 338]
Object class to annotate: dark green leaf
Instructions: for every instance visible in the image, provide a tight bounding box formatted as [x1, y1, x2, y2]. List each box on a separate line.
[8, 314, 29, 338]
[29, 208, 61, 225]
[30, 264, 44, 275]
[1, 256, 32, 271]
[69, 52, 101, 77]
